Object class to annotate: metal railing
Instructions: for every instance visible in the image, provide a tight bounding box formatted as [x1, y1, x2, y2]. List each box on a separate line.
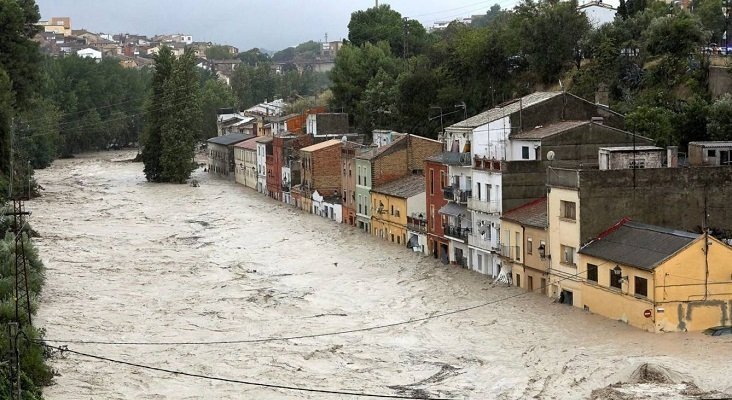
[407, 217, 427, 233]
[443, 224, 469, 241]
[443, 187, 471, 204]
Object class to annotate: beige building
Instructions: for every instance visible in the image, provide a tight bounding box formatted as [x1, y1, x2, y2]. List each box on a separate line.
[577, 219, 732, 332]
[547, 185, 583, 305]
[233, 138, 259, 190]
[500, 198, 550, 294]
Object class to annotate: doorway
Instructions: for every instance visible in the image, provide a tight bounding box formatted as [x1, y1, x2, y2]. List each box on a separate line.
[560, 289, 573, 305]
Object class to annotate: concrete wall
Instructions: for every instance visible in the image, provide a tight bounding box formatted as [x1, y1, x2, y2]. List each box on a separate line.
[539, 123, 653, 165]
[576, 166, 732, 244]
[709, 66, 732, 99]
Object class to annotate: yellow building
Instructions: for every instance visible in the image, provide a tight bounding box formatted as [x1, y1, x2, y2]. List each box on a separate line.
[577, 219, 732, 332]
[233, 138, 258, 190]
[547, 186, 583, 305]
[500, 198, 550, 295]
[371, 175, 426, 246]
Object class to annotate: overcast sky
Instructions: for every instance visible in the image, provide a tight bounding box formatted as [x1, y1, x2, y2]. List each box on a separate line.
[35, 0, 517, 51]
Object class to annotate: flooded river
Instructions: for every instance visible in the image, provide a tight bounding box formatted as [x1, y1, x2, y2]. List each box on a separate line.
[31, 151, 732, 399]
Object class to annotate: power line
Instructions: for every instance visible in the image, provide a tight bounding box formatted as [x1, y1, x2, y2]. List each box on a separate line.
[41, 269, 588, 346]
[42, 344, 454, 400]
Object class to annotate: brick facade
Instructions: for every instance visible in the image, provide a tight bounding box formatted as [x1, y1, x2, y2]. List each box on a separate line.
[341, 145, 358, 226]
[301, 140, 343, 204]
[425, 159, 449, 261]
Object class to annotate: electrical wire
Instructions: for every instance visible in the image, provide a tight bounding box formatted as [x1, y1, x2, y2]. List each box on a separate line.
[40, 269, 587, 346]
[42, 344, 454, 400]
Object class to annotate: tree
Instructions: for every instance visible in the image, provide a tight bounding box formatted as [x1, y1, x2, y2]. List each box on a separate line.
[142, 46, 175, 182]
[472, 4, 507, 27]
[694, 0, 725, 45]
[238, 48, 270, 66]
[617, 0, 629, 20]
[205, 45, 234, 60]
[514, 0, 591, 83]
[348, 5, 403, 49]
[200, 79, 236, 139]
[708, 94, 732, 141]
[644, 11, 707, 58]
[160, 48, 201, 183]
[626, 105, 676, 147]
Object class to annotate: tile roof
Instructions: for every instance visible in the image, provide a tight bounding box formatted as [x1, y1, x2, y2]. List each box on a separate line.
[233, 137, 259, 151]
[207, 133, 254, 146]
[578, 220, 699, 270]
[509, 121, 589, 140]
[688, 141, 732, 148]
[501, 197, 547, 228]
[449, 92, 563, 129]
[372, 175, 425, 198]
[300, 139, 342, 152]
[356, 135, 408, 160]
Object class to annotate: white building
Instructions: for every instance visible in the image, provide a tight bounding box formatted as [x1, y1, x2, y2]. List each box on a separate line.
[312, 190, 342, 223]
[256, 137, 271, 195]
[77, 47, 102, 61]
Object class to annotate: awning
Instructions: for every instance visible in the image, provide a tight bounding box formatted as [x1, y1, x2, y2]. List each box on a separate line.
[439, 202, 468, 217]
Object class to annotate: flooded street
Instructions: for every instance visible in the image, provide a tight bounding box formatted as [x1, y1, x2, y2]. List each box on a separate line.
[31, 151, 732, 399]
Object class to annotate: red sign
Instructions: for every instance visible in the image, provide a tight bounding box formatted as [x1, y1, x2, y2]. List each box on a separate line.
[643, 309, 652, 318]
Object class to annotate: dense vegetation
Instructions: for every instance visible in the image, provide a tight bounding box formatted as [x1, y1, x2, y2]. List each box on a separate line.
[330, 1, 732, 149]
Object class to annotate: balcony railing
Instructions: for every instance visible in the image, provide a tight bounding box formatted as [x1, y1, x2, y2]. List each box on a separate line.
[467, 198, 500, 214]
[443, 224, 469, 241]
[474, 156, 504, 171]
[443, 186, 471, 204]
[407, 217, 427, 233]
[499, 245, 521, 260]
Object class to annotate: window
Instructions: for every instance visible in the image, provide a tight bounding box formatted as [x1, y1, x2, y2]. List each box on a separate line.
[587, 263, 598, 282]
[486, 184, 491, 202]
[476, 182, 481, 200]
[708, 149, 716, 157]
[515, 274, 521, 288]
[440, 171, 446, 189]
[629, 159, 645, 169]
[609, 270, 622, 289]
[561, 245, 575, 265]
[560, 201, 576, 220]
[430, 205, 435, 230]
[521, 146, 530, 159]
[515, 232, 521, 261]
[527, 238, 533, 255]
[635, 276, 648, 297]
[430, 169, 434, 195]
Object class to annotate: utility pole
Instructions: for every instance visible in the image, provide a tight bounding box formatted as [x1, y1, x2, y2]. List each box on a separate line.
[7, 322, 20, 400]
[703, 189, 709, 300]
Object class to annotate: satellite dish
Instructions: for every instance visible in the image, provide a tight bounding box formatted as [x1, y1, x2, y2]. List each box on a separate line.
[547, 151, 556, 161]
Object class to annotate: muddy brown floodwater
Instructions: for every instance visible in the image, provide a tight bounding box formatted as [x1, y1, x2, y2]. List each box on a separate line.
[31, 151, 732, 400]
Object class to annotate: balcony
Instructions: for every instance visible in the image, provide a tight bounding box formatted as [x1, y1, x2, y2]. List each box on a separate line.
[467, 198, 500, 214]
[443, 186, 471, 204]
[499, 245, 521, 261]
[474, 155, 504, 171]
[443, 224, 469, 241]
[440, 152, 472, 166]
[407, 216, 427, 233]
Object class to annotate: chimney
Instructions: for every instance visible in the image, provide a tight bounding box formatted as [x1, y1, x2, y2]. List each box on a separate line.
[667, 146, 679, 168]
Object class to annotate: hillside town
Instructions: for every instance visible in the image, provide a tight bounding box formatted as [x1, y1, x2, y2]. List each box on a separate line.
[35, 16, 342, 82]
[210, 91, 732, 334]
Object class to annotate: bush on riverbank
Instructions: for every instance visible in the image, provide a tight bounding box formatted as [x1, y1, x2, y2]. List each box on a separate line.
[0, 230, 53, 399]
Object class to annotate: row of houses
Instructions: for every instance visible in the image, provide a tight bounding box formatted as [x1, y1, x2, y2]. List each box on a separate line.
[208, 91, 732, 334]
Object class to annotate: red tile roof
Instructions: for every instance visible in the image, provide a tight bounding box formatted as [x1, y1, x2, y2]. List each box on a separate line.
[501, 197, 547, 228]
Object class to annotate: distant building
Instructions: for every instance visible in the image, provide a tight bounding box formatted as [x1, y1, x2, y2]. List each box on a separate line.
[38, 17, 72, 36]
[77, 48, 102, 61]
[206, 133, 254, 177]
[256, 137, 273, 194]
[598, 146, 664, 170]
[233, 138, 259, 190]
[688, 141, 732, 166]
[306, 113, 349, 137]
[371, 174, 427, 250]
